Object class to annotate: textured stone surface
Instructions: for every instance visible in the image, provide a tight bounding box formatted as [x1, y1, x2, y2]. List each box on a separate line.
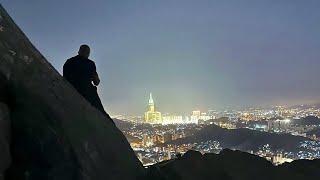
[0, 102, 10, 180]
[0, 4, 143, 180]
[0, 72, 10, 180]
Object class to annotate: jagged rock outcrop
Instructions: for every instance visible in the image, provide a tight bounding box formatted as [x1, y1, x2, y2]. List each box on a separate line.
[155, 149, 320, 180]
[0, 4, 143, 180]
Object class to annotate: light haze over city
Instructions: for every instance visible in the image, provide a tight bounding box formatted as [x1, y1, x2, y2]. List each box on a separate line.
[2, 0, 320, 115]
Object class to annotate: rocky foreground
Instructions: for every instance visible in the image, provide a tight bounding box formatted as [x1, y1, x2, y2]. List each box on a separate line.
[154, 149, 320, 180]
[0, 4, 319, 180]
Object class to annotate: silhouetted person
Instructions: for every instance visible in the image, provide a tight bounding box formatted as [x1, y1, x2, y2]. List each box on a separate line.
[63, 45, 113, 122]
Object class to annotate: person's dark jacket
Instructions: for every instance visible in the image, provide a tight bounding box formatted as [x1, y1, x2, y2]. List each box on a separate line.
[63, 55, 111, 120]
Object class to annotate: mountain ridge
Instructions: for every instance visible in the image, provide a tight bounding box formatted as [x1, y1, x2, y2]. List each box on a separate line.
[166, 123, 310, 153]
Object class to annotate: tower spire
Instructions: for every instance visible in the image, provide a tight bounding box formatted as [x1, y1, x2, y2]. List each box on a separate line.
[149, 92, 154, 105]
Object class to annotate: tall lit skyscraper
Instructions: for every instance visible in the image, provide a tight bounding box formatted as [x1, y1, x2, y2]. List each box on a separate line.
[144, 93, 162, 124]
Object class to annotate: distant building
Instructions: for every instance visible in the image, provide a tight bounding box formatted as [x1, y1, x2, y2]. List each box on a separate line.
[162, 115, 183, 124]
[267, 119, 291, 132]
[142, 134, 153, 147]
[144, 93, 162, 124]
[208, 110, 217, 119]
[191, 110, 201, 122]
[191, 110, 210, 123]
[200, 112, 211, 121]
[271, 153, 293, 165]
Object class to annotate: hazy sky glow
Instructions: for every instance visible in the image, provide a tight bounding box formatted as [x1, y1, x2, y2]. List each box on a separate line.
[2, 0, 320, 115]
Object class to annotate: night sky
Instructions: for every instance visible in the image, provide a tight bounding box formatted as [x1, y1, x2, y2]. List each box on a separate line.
[2, 0, 320, 115]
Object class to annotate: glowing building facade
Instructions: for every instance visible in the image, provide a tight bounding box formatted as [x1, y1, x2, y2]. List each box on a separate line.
[144, 93, 162, 124]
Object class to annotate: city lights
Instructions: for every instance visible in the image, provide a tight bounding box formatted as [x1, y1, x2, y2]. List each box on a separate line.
[112, 96, 320, 166]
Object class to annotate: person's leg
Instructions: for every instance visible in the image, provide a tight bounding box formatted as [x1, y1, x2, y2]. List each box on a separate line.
[86, 87, 114, 124]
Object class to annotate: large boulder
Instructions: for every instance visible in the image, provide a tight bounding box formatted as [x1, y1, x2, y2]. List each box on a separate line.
[0, 4, 143, 180]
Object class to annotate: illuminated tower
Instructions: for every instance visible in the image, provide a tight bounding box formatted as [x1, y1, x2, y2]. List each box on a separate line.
[148, 93, 155, 112]
[144, 93, 162, 124]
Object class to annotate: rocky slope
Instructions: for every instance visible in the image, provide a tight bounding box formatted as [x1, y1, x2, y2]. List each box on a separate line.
[0, 74, 10, 180]
[155, 149, 320, 180]
[0, 4, 143, 180]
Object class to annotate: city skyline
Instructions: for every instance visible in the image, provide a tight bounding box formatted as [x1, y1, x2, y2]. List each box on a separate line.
[118, 103, 320, 165]
[2, 1, 320, 115]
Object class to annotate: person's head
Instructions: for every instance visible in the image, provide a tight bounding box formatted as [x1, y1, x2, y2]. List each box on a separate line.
[78, 44, 90, 58]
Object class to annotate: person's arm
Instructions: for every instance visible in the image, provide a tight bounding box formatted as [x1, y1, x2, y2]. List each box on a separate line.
[63, 60, 72, 82]
[92, 72, 100, 86]
[91, 61, 100, 86]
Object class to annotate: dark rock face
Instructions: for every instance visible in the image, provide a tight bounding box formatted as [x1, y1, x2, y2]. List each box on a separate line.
[155, 149, 320, 180]
[0, 4, 143, 180]
[0, 74, 10, 180]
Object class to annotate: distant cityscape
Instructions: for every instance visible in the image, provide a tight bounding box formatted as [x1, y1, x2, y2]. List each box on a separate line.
[112, 93, 320, 166]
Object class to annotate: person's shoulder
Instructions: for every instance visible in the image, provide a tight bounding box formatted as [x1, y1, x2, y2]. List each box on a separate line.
[66, 56, 76, 62]
[65, 56, 79, 65]
[68, 55, 80, 61]
[87, 59, 96, 66]
[87, 58, 95, 63]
